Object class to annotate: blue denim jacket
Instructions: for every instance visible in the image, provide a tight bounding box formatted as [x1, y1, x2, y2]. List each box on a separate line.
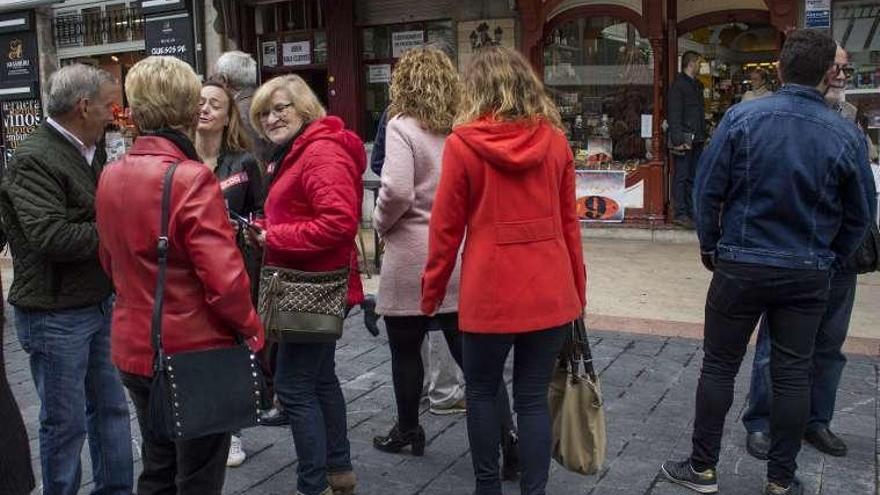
[694, 84, 876, 270]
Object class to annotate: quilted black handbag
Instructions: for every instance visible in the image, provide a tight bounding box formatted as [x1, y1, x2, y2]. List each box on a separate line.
[257, 264, 349, 343]
[147, 163, 269, 442]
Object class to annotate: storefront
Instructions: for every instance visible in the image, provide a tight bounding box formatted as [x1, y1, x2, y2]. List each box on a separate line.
[0, 8, 44, 169]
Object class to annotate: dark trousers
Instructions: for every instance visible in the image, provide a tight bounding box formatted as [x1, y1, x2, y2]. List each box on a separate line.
[121, 373, 230, 495]
[743, 271, 858, 434]
[384, 313, 512, 433]
[462, 325, 567, 495]
[690, 261, 830, 486]
[672, 143, 703, 220]
[275, 342, 352, 495]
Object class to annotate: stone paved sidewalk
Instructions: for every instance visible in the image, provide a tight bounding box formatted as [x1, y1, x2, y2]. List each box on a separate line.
[5, 307, 878, 495]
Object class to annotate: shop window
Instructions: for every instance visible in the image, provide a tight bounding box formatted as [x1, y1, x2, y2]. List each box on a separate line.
[361, 20, 454, 141]
[544, 17, 654, 171]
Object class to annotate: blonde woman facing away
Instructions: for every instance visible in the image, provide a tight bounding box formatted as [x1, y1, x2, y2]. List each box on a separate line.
[421, 47, 587, 495]
[370, 46, 520, 477]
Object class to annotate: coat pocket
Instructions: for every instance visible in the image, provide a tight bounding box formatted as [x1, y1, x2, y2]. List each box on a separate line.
[495, 216, 557, 245]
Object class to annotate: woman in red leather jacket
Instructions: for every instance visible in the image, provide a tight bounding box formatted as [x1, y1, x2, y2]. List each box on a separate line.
[249, 74, 362, 495]
[95, 56, 263, 495]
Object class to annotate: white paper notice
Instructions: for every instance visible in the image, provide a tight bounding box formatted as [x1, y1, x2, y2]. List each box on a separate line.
[392, 31, 424, 58]
[282, 41, 311, 66]
[640, 114, 652, 138]
[261, 41, 277, 67]
[368, 64, 391, 84]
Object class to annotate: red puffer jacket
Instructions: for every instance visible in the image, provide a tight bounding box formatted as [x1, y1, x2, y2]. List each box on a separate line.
[261, 116, 366, 307]
[421, 117, 586, 333]
[96, 136, 263, 377]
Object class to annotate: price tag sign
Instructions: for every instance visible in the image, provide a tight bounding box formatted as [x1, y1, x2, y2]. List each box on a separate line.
[144, 13, 195, 67]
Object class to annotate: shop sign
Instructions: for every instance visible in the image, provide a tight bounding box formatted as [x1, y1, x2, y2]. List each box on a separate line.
[282, 41, 311, 66]
[262, 41, 278, 67]
[144, 14, 195, 67]
[392, 31, 424, 58]
[457, 19, 516, 71]
[368, 64, 391, 84]
[805, 0, 831, 29]
[575, 170, 626, 223]
[1, 98, 42, 168]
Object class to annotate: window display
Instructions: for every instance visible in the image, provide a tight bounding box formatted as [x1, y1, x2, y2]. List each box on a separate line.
[543, 17, 654, 172]
[833, 0, 880, 150]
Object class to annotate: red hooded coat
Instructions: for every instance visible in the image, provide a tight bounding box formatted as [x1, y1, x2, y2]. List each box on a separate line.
[421, 117, 586, 333]
[261, 116, 366, 307]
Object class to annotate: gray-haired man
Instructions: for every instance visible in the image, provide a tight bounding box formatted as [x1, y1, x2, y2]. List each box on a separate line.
[213, 50, 272, 161]
[0, 64, 133, 495]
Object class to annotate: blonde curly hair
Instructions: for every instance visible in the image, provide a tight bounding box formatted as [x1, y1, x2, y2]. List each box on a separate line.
[388, 47, 460, 134]
[456, 46, 562, 129]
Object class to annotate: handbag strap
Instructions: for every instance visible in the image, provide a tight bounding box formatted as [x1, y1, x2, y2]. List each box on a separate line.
[573, 317, 597, 378]
[151, 162, 179, 372]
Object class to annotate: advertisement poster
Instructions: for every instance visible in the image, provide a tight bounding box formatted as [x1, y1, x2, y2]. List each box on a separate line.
[457, 19, 516, 71]
[282, 41, 311, 66]
[1, 98, 42, 168]
[805, 0, 831, 29]
[575, 170, 626, 223]
[392, 31, 423, 58]
[144, 14, 195, 67]
[368, 64, 391, 84]
[261, 41, 277, 67]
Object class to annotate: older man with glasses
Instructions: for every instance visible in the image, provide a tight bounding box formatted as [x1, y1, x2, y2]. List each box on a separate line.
[742, 43, 872, 461]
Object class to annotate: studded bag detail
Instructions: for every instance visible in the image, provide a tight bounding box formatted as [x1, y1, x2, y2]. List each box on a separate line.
[257, 264, 348, 343]
[146, 163, 270, 442]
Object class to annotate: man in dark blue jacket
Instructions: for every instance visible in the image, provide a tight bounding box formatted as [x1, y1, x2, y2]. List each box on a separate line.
[661, 30, 876, 495]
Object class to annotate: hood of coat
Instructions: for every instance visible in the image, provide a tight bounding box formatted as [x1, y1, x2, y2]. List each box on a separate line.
[453, 117, 557, 171]
[284, 116, 366, 178]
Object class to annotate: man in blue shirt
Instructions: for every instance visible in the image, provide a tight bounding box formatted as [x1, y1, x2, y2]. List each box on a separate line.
[661, 29, 876, 495]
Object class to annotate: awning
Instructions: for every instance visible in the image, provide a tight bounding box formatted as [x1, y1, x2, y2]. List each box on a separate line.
[0, 0, 62, 13]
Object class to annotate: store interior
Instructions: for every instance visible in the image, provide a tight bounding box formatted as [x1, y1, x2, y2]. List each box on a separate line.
[678, 22, 779, 135]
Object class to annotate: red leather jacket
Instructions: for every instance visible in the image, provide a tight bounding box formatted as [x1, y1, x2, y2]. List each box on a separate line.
[96, 136, 263, 377]
[261, 117, 365, 307]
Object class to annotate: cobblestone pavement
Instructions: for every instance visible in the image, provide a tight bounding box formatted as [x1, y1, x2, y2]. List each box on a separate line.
[5, 306, 878, 495]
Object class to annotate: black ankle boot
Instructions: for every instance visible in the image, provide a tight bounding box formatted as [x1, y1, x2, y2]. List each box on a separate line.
[501, 429, 520, 480]
[373, 424, 426, 456]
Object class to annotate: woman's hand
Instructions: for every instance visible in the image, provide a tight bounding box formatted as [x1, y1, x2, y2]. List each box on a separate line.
[245, 227, 266, 247]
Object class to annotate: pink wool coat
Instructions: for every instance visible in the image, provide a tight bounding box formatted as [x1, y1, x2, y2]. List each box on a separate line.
[373, 116, 461, 316]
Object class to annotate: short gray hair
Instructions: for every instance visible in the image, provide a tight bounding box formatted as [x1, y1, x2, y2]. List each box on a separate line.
[213, 51, 257, 90]
[45, 64, 115, 118]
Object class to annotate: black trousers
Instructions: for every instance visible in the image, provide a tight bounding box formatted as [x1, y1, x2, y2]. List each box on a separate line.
[690, 260, 830, 486]
[672, 143, 703, 220]
[121, 373, 230, 495]
[384, 313, 513, 433]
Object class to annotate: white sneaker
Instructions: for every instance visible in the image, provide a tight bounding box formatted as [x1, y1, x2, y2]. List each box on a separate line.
[226, 435, 246, 467]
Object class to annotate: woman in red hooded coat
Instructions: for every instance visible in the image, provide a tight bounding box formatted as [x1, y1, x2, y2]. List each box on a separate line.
[249, 75, 362, 495]
[421, 47, 586, 495]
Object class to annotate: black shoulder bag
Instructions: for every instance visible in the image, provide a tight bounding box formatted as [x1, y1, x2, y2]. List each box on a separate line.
[147, 163, 269, 442]
[853, 221, 880, 274]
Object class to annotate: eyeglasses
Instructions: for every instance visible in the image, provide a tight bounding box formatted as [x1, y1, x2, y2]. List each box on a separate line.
[259, 102, 294, 121]
[833, 63, 855, 79]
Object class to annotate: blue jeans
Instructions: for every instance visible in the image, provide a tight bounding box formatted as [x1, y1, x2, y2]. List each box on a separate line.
[742, 271, 858, 434]
[14, 297, 133, 495]
[275, 342, 352, 495]
[462, 325, 567, 495]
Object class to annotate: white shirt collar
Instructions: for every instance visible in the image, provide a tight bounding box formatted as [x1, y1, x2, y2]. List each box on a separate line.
[46, 117, 97, 165]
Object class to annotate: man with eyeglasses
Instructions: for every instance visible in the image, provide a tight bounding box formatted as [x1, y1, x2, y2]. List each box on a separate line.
[742, 43, 874, 462]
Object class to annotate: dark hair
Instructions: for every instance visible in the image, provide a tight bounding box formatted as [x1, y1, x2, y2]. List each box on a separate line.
[681, 51, 700, 73]
[779, 29, 837, 87]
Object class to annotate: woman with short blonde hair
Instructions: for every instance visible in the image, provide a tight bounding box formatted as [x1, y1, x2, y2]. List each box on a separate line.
[371, 46, 519, 477]
[96, 55, 264, 494]
[249, 74, 362, 495]
[421, 46, 586, 495]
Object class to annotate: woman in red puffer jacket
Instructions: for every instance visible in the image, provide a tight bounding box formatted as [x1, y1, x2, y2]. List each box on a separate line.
[249, 74, 362, 495]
